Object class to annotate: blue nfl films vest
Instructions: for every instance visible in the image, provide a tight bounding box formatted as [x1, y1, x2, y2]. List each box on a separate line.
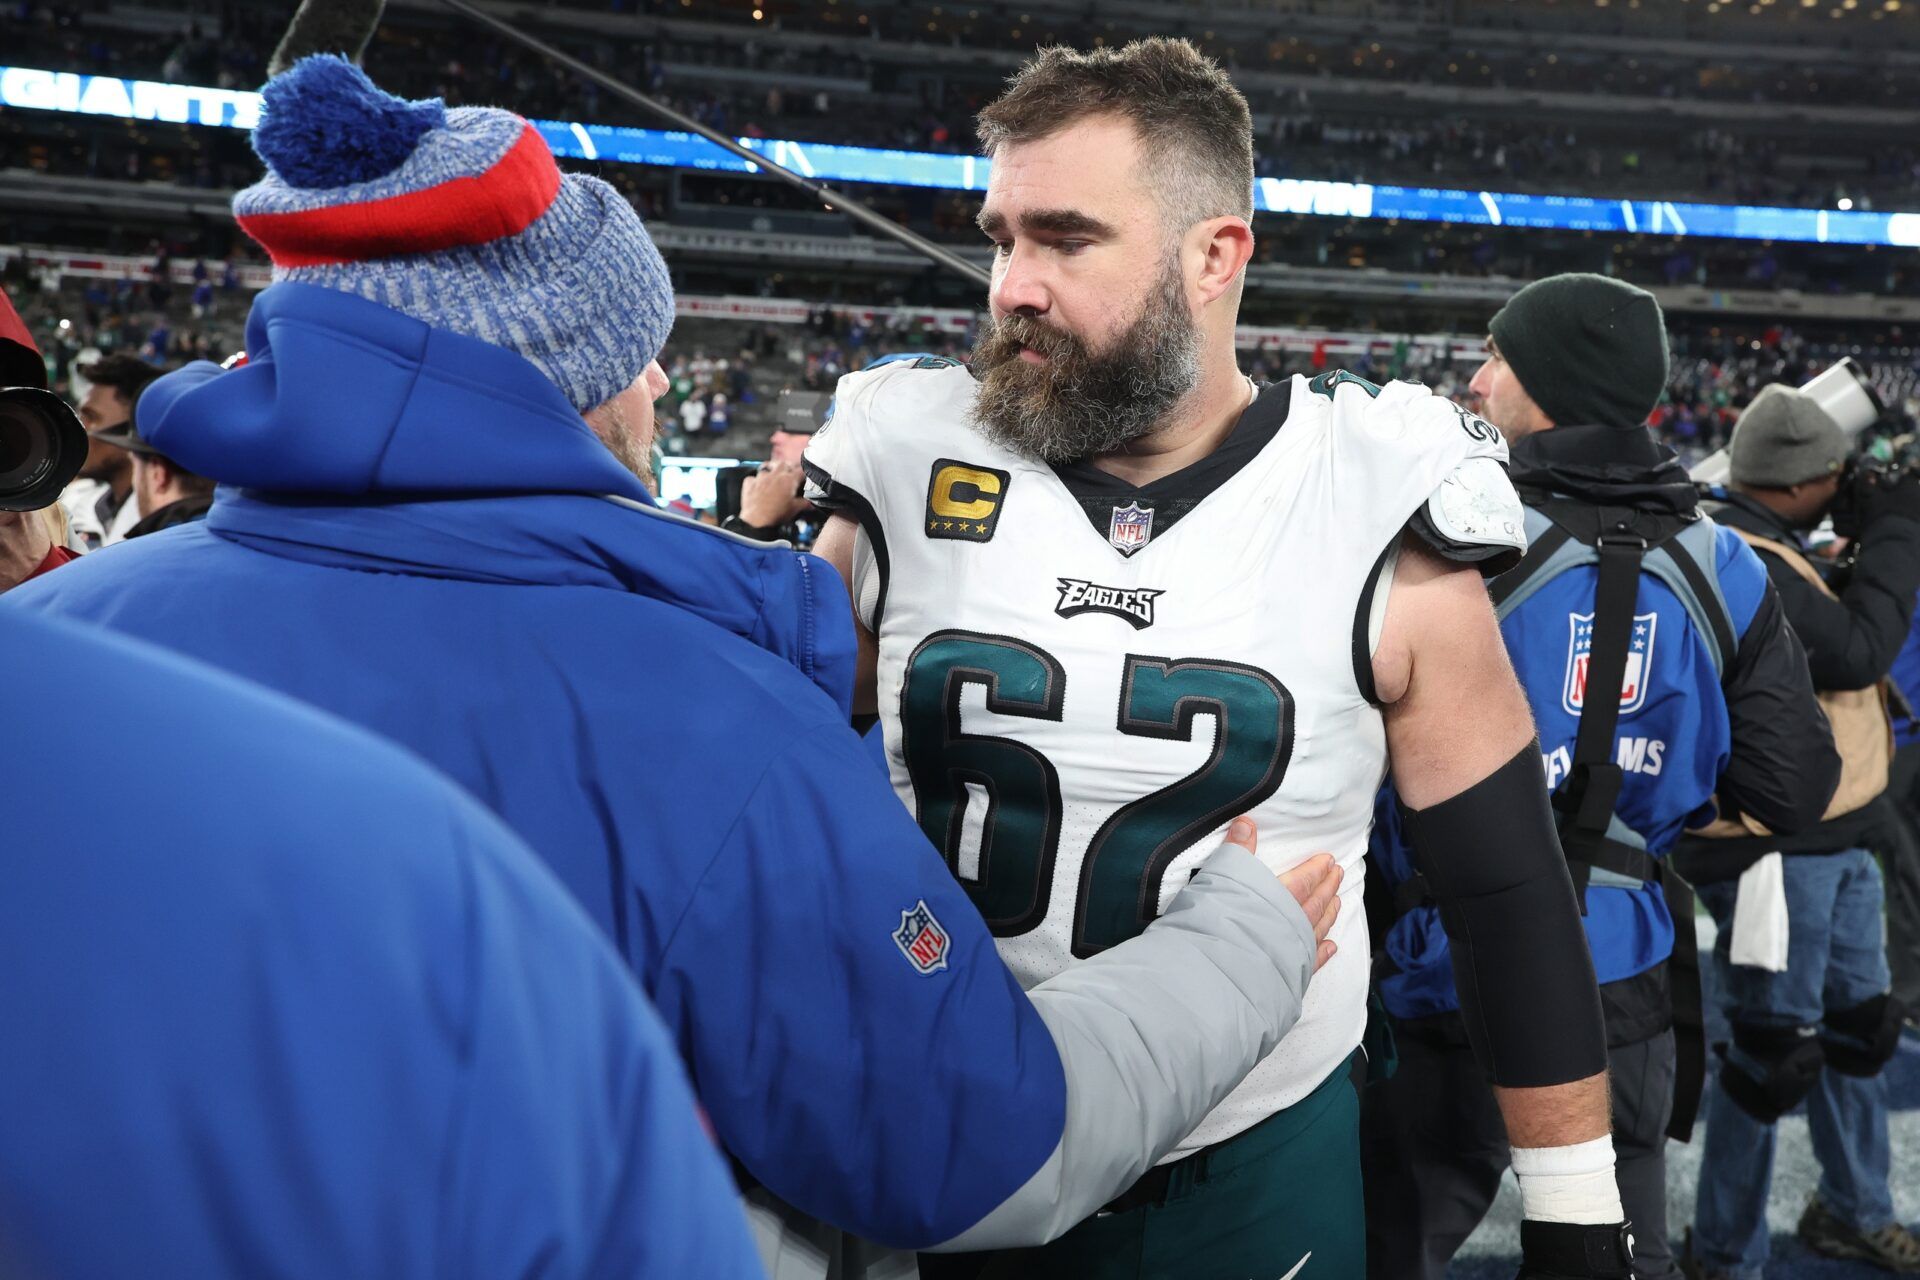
[1373, 502, 1765, 1021]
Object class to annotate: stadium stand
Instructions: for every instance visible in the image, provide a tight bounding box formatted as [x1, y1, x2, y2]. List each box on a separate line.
[3, 4, 1916, 1268]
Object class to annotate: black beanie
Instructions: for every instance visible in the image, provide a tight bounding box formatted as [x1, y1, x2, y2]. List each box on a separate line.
[1487, 273, 1670, 430]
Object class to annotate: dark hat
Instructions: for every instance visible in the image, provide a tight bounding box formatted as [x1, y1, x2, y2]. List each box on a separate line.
[86, 420, 163, 457]
[1728, 384, 1849, 488]
[1488, 273, 1670, 429]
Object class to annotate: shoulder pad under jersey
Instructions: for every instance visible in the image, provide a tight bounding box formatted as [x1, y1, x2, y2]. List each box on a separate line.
[803, 357, 973, 510]
[1380, 387, 1527, 573]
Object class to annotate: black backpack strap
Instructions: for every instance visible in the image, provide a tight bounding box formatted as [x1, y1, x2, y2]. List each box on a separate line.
[1555, 515, 1647, 906]
[1661, 862, 1705, 1142]
[1545, 504, 1707, 1142]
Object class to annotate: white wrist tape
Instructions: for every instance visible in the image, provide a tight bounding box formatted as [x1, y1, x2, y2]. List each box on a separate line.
[1510, 1136, 1624, 1225]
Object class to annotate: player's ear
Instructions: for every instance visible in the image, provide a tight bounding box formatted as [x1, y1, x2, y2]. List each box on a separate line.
[1189, 216, 1254, 308]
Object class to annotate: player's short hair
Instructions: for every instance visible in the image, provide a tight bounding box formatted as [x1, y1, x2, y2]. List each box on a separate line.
[976, 39, 1255, 233]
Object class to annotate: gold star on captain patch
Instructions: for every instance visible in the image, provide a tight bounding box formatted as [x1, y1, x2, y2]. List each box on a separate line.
[942, 520, 955, 531]
[928, 519, 938, 531]
[974, 523, 988, 533]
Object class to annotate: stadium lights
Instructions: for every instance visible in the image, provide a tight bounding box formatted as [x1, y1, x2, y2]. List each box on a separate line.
[5, 63, 1920, 251]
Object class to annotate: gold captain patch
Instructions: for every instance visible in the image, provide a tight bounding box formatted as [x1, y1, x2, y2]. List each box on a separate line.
[925, 459, 1010, 542]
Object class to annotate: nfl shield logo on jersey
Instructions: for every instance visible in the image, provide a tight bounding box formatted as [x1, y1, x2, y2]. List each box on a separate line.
[1108, 502, 1155, 557]
[1563, 612, 1658, 716]
[894, 900, 950, 975]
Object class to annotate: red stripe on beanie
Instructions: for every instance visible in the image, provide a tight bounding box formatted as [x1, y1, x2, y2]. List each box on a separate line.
[237, 123, 562, 268]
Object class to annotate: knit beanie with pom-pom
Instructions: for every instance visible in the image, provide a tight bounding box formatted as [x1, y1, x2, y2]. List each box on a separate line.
[232, 55, 673, 413]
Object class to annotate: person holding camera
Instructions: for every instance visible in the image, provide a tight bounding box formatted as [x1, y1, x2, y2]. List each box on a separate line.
[1, 286, 81, 592]
[723, 456, 814, 540]
[1676, 383, 1920, 1278]
[1363, 275, 1839, 1280]
[721, 402, 827, 542]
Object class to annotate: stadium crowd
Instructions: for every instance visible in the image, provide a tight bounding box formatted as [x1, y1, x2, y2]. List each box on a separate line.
[7, 0, 1919, 206]
[3, 11, 1919, 1280]
[11, 245, 1917, 487]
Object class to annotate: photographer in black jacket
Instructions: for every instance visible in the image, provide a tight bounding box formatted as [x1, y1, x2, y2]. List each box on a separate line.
[1677, 384, 1920, 1277]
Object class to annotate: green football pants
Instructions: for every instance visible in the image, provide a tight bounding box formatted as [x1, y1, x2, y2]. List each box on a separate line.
[924, 1053, 1365, 1280]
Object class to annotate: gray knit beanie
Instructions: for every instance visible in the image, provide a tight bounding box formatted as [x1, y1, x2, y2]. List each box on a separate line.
[232, 55, 673, 414]
[1488, 274, 1669, 430]
[1729, 384, 1850, 488]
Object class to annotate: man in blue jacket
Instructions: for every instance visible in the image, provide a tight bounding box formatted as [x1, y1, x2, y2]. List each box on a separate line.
[1363, 275, 1839, 1279]
[15, 56, 1338, 1264]
[0, 601, 762, 1280]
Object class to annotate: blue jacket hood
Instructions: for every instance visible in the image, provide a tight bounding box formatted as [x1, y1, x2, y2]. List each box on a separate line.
[141, 282, 649, 500]
[129, 282, 853, 711]
[199, 488, 852, 708]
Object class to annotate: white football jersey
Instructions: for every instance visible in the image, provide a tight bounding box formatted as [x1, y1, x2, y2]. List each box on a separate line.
[805, 359, 1521, 1156]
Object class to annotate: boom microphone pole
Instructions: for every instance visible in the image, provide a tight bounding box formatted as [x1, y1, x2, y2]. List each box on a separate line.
[270, 0, 389, 76]
[435, 0, 993, 289]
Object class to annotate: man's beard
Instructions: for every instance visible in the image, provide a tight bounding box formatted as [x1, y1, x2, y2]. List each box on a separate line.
[968, 260, 1201, 465]
[588, 396, 656, 493]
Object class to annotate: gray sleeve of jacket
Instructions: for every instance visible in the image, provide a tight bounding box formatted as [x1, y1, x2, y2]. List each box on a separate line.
[927, 845, 1319, 1251]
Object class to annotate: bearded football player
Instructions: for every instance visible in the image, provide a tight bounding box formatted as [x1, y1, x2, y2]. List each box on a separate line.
[808, 39, 1634, 1280]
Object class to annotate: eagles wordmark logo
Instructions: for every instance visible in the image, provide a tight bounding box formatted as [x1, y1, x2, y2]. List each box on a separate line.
[924, 458, 1010, 542]
[1055, 578, 1164, 629]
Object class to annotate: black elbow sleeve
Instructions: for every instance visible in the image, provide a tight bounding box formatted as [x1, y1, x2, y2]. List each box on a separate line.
[1398, 742, 1608, 1088]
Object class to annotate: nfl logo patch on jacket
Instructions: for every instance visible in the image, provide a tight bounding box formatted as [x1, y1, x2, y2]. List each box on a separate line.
[895, 900, 951, 974]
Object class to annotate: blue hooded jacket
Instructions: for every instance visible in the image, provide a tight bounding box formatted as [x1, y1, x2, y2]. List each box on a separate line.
[15, 282, 1071, 1248]
[0, 602, 760, 1280]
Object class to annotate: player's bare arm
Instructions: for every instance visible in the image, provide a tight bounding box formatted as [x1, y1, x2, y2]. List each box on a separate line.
[812, 513, 879, 718]
[1375, 540, 1614, 1152]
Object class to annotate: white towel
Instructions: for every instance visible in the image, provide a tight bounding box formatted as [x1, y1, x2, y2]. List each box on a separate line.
[1729, 852, 1791, 973]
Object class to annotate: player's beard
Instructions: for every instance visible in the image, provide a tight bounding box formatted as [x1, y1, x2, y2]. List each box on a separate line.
[968, 258, 1201, 465]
